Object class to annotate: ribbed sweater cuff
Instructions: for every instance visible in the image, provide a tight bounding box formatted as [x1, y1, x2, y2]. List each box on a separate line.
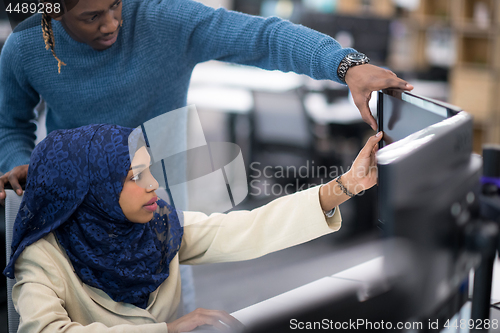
[0, 146, 31, 173]
[313, 43, 357, 84]
[264, 20, 356, 83]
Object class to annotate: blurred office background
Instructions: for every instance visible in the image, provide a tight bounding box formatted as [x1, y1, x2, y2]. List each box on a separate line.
[1, 0, 500, 330]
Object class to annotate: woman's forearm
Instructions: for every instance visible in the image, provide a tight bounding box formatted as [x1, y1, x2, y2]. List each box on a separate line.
[319, 132, 383, 212]
[319, 171, 360, 212]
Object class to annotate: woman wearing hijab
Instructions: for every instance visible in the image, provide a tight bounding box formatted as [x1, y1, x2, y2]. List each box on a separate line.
[4, 124, 381, 332]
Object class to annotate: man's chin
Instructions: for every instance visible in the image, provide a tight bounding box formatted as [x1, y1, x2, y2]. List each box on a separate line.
[92, 41, 116, 51]
[92, 44, 114, 51]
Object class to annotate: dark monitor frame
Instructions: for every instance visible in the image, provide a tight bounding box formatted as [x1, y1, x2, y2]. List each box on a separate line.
[377, 88, 462, 149]
[376, 88, 481, 324]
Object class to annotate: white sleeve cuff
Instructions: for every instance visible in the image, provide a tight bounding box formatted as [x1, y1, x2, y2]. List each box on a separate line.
[324, 207, 336, 218]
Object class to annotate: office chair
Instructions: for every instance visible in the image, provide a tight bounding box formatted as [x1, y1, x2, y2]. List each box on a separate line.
[5, 189, 22, 333]
[249, 90, 316, 189]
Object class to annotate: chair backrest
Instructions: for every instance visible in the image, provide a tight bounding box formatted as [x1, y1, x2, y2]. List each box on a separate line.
[252, 90, 311, 148]
[5, 189, 23, 333]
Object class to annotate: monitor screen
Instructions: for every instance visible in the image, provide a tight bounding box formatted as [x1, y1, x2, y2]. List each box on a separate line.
[377, 89, 461, 148]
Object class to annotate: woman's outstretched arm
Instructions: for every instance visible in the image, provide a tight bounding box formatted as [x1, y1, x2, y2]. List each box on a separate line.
[319, 131, 382, 211]
[179, 132, 383, 265]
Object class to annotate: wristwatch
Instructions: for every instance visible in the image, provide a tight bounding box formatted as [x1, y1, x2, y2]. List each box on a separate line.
[337, 52, 370, 84]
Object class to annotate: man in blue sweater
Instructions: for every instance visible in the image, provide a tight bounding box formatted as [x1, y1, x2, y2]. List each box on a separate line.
[0, 0, 412, 196]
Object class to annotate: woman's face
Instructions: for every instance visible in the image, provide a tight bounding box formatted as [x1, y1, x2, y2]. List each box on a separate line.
[119, 146, 160, 223]
[51, 0, 123, 50]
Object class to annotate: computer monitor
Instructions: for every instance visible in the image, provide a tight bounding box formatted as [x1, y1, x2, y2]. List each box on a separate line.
[377, 89, 482, 325]
[299, 13, 391, 64]
[240, 91, 481, 332]
[377, 88, 461, 148]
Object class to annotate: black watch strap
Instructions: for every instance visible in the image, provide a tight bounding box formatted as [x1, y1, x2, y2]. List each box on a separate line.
[337, 52, 370, 84]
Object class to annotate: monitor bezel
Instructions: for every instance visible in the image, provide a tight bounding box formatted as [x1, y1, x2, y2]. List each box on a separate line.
[377, 88, 462, 149]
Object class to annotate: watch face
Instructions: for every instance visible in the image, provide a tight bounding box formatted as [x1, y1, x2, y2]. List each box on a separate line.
[347, 53, 366, 62]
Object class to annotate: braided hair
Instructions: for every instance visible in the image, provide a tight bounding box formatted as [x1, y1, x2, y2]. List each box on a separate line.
[41, 0, 66, 74]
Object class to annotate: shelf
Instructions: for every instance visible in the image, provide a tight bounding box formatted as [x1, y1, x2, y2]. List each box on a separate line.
[473, 125, 485, 154]
[488, 122, 500, 145]
[461, 0, 496, 27]
[494, 33, 500, 70]
[335, 0, 395, 17]
[422, 0, 451, 17]
[453, 22, 497, 34]
[456, 34, 497, 67]
[402, 0, 500, 146]
[449, 67, 497, 123]
[411, 0, 452, 23]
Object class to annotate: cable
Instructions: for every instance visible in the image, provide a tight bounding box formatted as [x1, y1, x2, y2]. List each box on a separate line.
[490, 304, 500, 311]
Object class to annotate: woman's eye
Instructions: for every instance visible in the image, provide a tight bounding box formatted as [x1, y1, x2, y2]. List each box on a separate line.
[87, 15, 98, 22]
[131, 173, 142, 181]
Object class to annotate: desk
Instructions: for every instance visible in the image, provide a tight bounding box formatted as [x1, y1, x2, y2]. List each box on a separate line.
[229, 256, 500, 333]
[231, 257, 384, 327]
[487, 254, 500, 304]
[188, 61, 306, 156]
[190, 61, 304, 93]
[304, 93, 363, 125]
[187, 86, 254, 144]
[187, 86, 253, 115]
[303, 91, 378, 125]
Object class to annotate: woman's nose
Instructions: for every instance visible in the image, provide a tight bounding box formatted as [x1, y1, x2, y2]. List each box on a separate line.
[146, 175, 159, 192]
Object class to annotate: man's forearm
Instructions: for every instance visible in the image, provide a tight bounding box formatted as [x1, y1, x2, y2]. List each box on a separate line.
[178, 0, 357, 82]
[0, 127, 35, 173]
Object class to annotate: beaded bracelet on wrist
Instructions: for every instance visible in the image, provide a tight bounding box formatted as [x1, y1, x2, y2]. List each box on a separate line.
[336, 176, 355, 198]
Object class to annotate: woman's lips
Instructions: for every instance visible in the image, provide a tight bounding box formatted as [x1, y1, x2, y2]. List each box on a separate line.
[143, 197, 158, 212]
[143, 202, 158, 212]
[145, 197, 158, 206]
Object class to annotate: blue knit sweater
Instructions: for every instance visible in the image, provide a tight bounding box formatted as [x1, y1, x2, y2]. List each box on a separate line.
[0, 0, 355, 172]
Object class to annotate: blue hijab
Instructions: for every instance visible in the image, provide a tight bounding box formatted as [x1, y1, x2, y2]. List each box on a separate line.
[3, 124, 183, 309]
